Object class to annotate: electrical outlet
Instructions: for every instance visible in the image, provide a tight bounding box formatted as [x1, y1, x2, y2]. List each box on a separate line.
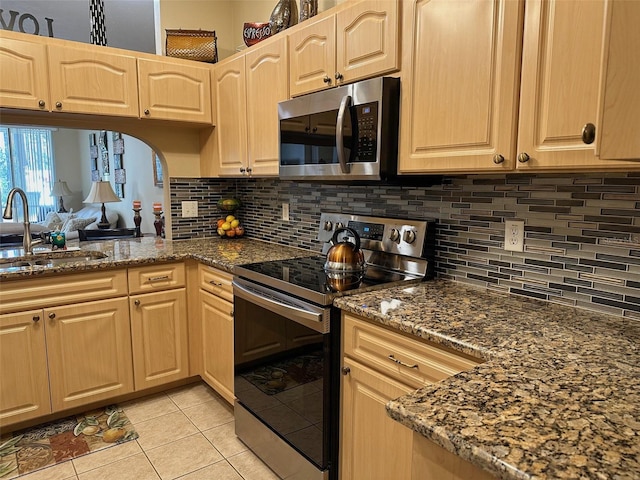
[282, 203, 290, 221]
[504, 220, 524, 252]
[181, 200, 198, 218]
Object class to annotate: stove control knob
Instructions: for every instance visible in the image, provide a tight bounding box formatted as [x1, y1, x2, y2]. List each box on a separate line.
[403, 230, 417, 244]
[323, 220, 333, 231]
[389, 228, 400, 243]
[336, 222, 344, 230]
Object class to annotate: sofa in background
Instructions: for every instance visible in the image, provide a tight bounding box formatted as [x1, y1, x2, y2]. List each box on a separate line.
[0, 205, 119, 242]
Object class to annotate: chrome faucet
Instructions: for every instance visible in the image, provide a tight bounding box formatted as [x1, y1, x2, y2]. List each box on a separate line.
[3, 187, 42, 255]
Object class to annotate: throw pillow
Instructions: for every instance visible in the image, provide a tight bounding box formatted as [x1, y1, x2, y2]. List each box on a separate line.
[62, 216, 97, 233]
[42, 211, 63, 230]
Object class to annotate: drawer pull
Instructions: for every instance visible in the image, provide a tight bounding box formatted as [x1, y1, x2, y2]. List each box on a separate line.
[148, 275, 170, 282]
[209, 281, 223, 287]
[388, 354, 418, 369]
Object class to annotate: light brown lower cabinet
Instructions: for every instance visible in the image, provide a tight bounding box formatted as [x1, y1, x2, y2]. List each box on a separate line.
[198, 264, 234, 404]
[129, 288, 189, 390]
[200, 290, 234, 404]
[341, 313, 483, 480]
[0, 310, 51, 425]
[341, 358, 414, 480]
[45, 297, 134, 412]
[412, 432, 496, 480]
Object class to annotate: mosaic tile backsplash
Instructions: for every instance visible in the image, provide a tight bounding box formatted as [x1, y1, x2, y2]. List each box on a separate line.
[170, 173, 640, 319]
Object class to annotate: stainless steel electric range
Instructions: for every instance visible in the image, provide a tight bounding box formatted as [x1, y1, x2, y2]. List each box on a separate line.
[232, 213, 436, 480]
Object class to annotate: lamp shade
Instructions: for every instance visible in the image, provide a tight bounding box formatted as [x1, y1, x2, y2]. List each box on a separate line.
[83, 181, 121, 204]
[51, 180, 73, 197]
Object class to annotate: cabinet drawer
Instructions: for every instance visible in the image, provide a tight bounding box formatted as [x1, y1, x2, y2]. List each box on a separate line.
[343, 314, 480, 389]
[128, 262, 185, 294]
[198, 264, 233, 302]
[0, 270, 128, 314]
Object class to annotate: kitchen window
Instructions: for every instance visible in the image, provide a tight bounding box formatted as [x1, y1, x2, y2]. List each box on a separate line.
[0, 126, 56, 222]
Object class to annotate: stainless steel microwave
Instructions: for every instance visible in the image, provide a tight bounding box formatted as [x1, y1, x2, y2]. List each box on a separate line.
[278, 77, 400, 181]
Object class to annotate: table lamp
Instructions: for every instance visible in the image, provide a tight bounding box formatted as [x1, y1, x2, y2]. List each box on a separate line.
[83, 180, 121, 229]
[52, 180, 73, 213]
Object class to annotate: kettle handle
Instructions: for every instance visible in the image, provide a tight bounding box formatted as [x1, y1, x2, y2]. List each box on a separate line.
[331, 227, 361, 250]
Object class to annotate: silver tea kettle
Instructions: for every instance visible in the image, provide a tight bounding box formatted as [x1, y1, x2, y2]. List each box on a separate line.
[324, 227, 366, 273]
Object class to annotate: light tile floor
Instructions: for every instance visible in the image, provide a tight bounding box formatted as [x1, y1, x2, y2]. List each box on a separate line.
[17, 382, 280, 480]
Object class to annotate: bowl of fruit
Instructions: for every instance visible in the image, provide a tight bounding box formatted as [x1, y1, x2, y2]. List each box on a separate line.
[216, 214, 245, 238]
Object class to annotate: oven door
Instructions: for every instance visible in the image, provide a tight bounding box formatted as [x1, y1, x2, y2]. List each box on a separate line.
[232, 277, 333, 473]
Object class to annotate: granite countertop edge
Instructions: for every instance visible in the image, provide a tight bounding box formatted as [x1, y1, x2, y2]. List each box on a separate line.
[333, 281, 640, 480]
[0, 236, 315, 279]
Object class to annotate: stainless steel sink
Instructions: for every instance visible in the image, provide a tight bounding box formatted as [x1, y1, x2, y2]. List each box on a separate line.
[0, 250, 107, 272]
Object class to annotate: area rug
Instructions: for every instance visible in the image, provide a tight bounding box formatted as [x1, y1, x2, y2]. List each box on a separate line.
[0, 405, 138, 478]
[240, 350, 324, 395]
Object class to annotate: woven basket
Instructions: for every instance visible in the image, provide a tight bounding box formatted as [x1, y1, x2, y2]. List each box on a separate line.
[166, 29, 218, 63]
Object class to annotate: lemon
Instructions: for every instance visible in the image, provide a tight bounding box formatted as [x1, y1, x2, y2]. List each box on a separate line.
[221, 222, 232, 231]
[230, 219, 240, 228]
[225, 215, 235, 223]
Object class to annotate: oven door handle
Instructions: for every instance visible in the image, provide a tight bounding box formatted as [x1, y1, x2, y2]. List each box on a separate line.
[232, 279, 329, 334]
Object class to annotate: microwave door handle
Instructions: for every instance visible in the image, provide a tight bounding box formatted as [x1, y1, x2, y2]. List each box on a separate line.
[336, 95, 352, 174]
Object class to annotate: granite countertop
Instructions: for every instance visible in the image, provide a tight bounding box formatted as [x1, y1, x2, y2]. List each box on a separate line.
[333, 280, 640, 480]
[0, 236, 314, 280]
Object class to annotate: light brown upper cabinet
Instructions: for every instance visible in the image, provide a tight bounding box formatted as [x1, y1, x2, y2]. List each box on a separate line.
[212, 55, 249, 176]
[399, 0, 523, 174]
[211, 37, 288, 177]
[245, 38, 289, 176]
[47, 43, 139, 117]
[289, 0, 399, 97]
[0, 35, 50, 111]
[138, 57, 212, 124]
[399, 0, 639, 175]
[516, 0, 638, 170]
[594, 0, 640, 162]
[0, 32, 138, 117]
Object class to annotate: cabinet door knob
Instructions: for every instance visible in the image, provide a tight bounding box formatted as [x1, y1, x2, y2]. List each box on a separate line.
[38, 100, 46, 108]
[144, 109, 150, 115]
[48, 312, 56, 320]
[246, 167, 252, 175]
[55, 102, 62, 109]
[335, 72, 343, 81]
[32, 315, 40, 322]
[240, 167, 246, 174]
[323, 75, 332, 84]
[230, 310, 234, 316]
[341, 366, 351, 375]
[493, 154, 505, 164]
[582, 123, 596, 144]
[134, 299, 141, 306]
[517, 152, 530, 163]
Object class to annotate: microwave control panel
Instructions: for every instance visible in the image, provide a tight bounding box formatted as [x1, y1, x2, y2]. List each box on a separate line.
[354, 102, 378, 162]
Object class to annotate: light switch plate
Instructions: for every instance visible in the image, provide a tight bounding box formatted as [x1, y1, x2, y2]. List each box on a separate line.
[181, 200, 198, 218]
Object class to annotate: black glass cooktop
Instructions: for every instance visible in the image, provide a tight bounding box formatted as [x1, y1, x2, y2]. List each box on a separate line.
[235, 255, 419, 306]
